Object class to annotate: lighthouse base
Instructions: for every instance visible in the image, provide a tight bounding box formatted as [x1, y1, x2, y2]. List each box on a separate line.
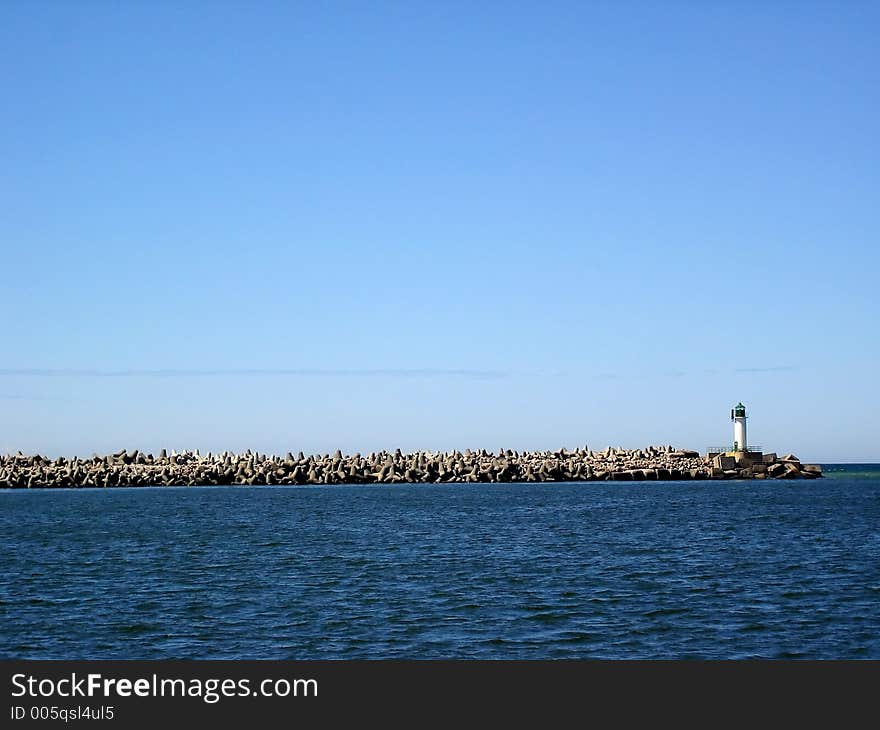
[711, 450, 764, 471]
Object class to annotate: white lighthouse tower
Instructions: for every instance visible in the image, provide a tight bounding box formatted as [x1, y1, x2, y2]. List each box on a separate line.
[731, 402, 747, 452]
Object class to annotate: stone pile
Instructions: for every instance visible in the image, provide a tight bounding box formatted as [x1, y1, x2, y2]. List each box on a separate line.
[0, 446, 822, 488]
[708, 451, 823, 480]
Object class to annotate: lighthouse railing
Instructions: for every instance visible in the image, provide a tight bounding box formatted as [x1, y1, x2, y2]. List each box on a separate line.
[706, 445, 763, 455]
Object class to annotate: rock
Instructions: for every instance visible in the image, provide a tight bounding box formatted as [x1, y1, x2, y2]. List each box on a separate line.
[0, 443, 820, 488]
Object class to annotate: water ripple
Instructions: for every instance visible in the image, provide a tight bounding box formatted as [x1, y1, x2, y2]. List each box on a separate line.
[2, 476, 879, 658]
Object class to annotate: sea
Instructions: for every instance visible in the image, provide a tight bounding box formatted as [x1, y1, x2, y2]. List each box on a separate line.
[2, 464, 878, 659]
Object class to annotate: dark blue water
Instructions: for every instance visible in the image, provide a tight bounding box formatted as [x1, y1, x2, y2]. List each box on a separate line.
[2, 465, 879, 659]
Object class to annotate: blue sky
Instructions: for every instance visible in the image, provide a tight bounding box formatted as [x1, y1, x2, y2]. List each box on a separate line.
[1, 1, 877, 461]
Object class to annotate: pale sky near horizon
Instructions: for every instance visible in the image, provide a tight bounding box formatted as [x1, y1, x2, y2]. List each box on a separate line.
[1, 1, 878, 461]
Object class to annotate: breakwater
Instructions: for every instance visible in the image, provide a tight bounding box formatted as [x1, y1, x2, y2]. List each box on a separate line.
[0, 446, 821, 488]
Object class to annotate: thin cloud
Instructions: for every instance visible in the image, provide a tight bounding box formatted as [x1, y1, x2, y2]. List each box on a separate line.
[588, 366, 799, 380]
[592, 369, 685, 380]
[734, 366, 798, 373]
[661, 370, 686, 378]
[0, 367, 510, 380]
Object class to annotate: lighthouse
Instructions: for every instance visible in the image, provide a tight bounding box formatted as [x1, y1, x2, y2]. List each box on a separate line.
[731, 402, 747, 452]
